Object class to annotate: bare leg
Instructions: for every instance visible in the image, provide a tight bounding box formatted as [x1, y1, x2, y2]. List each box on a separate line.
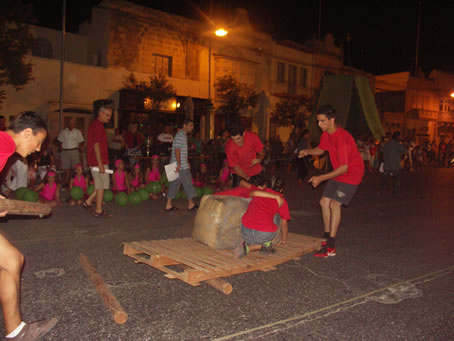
[329, 199, 342, 238]
[85, 190, 97, 206]
[187, 199, 195, 210]
[165, 198, 173, 210]
[0, 235, 24, 334]
[95, 189, 104, 214]
[319, 196, 331, 235]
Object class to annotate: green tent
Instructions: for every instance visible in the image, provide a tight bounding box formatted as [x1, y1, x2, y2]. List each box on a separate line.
[308, 74, 385, 144]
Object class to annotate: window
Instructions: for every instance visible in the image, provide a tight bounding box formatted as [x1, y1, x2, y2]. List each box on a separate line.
[288, 65, 297, 95]
[300, 67, 308, 88]
[277, 62, 285, 83]
[32, 38, 52, 59]
[153, 54, 172, 77]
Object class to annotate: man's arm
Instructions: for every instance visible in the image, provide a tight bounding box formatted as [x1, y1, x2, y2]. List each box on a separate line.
[309, 164, 348, 188]
[277, 219, 288, 246]
[175, 148, 181, 172]
[299, 146, 325, 158]
[250, 190, 284, 207]
[251, 148, 266, 167]
[232, 165, 250, 181]
[93, 142, 105, 173]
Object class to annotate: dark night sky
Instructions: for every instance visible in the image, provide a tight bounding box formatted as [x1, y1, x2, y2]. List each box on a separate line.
[27, 0, 454, 76]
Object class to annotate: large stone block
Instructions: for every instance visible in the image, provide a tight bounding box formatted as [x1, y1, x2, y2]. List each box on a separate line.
[192, 194, 281, 249]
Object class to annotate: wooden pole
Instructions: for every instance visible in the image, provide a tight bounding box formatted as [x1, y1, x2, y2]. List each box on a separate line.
[79, 253, 128, 324]
[0, 199, 51, 216]
[206, 278, 232, 295]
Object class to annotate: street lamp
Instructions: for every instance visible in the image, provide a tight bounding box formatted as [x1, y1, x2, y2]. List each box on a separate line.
[207, 28, 228, 139]
[450, 92, 454, 98]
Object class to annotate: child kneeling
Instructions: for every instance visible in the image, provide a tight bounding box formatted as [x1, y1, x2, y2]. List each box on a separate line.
[233, 175, 290, 258]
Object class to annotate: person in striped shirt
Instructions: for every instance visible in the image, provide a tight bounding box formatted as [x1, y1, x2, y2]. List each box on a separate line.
[165, 119, 198, 211]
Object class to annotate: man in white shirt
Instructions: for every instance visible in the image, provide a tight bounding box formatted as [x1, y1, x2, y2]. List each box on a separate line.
[57, 117, 84, 187]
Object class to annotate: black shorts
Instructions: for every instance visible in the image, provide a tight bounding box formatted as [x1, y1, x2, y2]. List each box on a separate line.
[322, 179, 359, 206]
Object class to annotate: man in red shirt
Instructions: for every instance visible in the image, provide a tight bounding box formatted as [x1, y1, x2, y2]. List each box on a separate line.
[232, 176, 290, 258]
[299, 105, 364, 258]
[225, 123, 266, 187]
[0, 112, 57, 340]
[83, 99, 113, 217]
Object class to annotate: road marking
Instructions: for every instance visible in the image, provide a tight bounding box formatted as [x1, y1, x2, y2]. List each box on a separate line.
[34, 267, 66, 279]
[212, 265, 454, 341]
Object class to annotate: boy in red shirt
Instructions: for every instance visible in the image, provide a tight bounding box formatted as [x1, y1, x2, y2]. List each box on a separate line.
[225, 123, 266, 187]
[0, 112, 57, 340]
[232, 176, 290, 258]
[299, 105, 364, 258]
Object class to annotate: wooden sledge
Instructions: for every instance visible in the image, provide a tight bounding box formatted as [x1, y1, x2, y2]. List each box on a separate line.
[123, 233, 322, 294]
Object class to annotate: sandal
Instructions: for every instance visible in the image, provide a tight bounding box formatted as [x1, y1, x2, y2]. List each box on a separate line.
[82, 201, 91, 210]
[165, 207, 178, 211]
[92, 210, 111, 218]
[188, 204, 199, 211]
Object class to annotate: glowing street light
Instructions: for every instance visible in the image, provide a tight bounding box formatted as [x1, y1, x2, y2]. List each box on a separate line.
[450, 92, 454, 98]
[215, 28, 228, 37]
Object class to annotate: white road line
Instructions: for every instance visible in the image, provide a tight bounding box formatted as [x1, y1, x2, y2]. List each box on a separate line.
[212, 265, 454, 341]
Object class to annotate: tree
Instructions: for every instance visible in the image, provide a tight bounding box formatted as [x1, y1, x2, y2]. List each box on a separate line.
[122, 72, 176, 110]
[0, 0, 34, 108]
[214, 74, 257, 127]
[270, 95, 313, 127]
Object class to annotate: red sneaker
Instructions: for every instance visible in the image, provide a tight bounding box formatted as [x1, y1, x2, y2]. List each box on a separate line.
[314, 247, 336, 258]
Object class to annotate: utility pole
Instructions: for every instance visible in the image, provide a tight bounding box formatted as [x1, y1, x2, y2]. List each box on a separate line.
[415, 1, 422, 76]
[59, 0, 66, 130]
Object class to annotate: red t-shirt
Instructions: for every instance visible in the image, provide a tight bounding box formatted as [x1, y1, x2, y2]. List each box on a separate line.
[318, 127, 364, 185]
[242, 188, 291, 233]
[87, 118, 109, 166]
[215, 185, 258, 198]
[0, 131, 16, 172]
[225, 131, 264, 177]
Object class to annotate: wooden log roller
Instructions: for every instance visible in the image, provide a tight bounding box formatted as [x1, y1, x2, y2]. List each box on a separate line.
[0, 198, 52, 217]
[79, 253, 128, 324]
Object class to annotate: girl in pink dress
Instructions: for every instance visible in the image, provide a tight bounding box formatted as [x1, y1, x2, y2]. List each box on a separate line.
[69, 163, 88, 206]
[129, 163, 144, 191]
[145, 155, 165, 199]
[217, 159, 232, 191]
[34, 171, 60, 208]
[112, 159, 130, 193]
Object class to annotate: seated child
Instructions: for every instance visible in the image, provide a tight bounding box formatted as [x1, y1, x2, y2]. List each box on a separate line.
[112, 159, 130, 193]
[129, 163, 144, 191]
[69, 163, 88, 206]
[145, 155, 165, 198]
[194, 163, 209, 187]
[232, 175, 290, 258]
[34, 171, 60, 208]
[217, 159, 232, 191]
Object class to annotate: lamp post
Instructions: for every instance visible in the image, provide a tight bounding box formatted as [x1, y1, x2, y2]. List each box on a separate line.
[207, 28, 228, 140]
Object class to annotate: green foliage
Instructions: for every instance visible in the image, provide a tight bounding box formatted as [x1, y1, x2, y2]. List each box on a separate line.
[270, 96, 312, 127]
[214, 74, 257, 126]
[122, 72, 176, 110]
[0, 0, 34, 108]
[202, 186, 214, 195]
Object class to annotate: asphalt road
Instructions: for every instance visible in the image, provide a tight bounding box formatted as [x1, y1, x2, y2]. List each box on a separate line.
[1, 168, 453, 340]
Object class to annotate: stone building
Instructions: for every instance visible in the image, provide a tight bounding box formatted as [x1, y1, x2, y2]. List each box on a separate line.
[376, 71, 454, 144]
[1, 0, 359, 145]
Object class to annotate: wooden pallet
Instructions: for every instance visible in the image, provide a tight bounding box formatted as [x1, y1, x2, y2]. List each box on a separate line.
[123, 233, 322, 294]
